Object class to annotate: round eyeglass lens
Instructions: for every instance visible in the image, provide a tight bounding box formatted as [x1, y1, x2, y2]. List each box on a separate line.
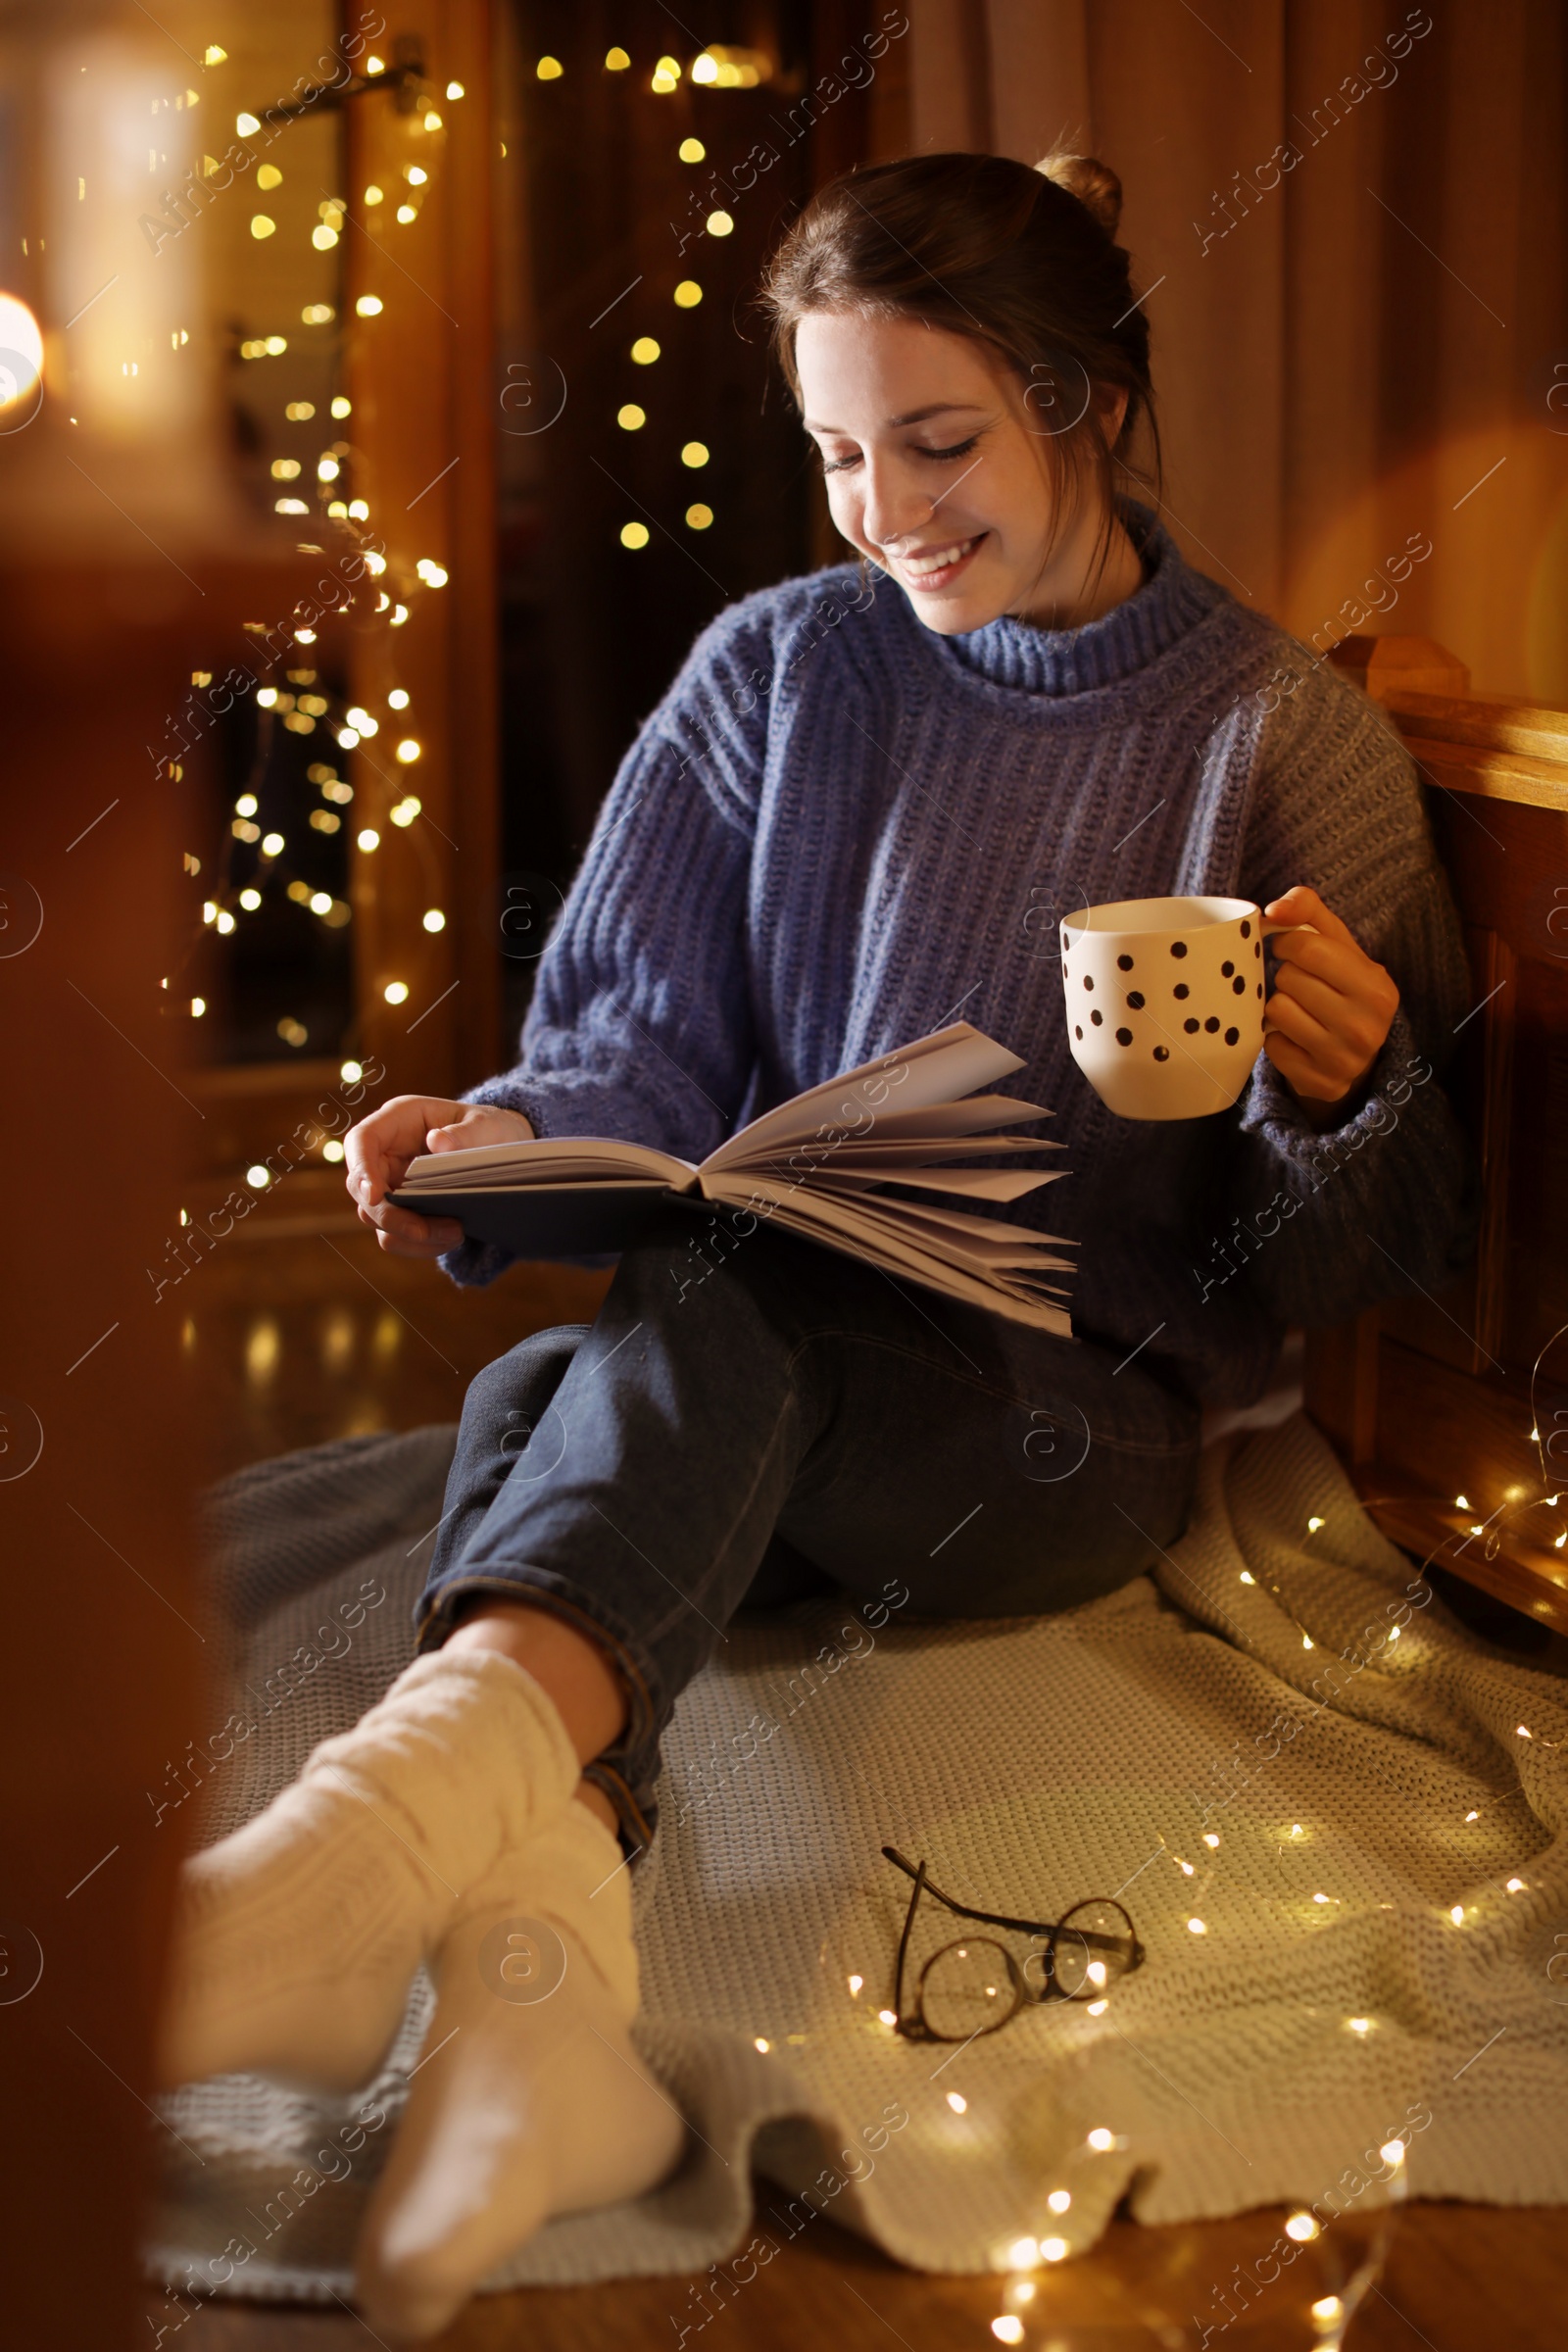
[1052, 1900, 1137, 1999]
[918, 1937, 1022, 2038]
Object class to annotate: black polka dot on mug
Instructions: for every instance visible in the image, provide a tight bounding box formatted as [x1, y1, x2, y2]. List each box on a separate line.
[1224, 1026, 1239, 1046]
[1117, 954, 1134, 971]
[1184, 1017, 1200, 1033]
[1091, 1008, 1102, 1025]
[1241, 920, 1251, 939]
[1170, 940, 1188, 958]
[1174, 982, 1190, 1000]
[1233, 975, 1247, 994]
[1074, 1023, 1083, 1040]
[1115, 1027, 1133, 1046]
[1128, 991, 1145, 1008]
[1152, 1046, 1170, 1061]
[1221, 960, 1234, 978]
[1204, 1016, 1220, 1033]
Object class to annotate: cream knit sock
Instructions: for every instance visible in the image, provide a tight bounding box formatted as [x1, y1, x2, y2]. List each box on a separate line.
[354, 1798, 686, 2342]
[157, 1650, 582, 2094]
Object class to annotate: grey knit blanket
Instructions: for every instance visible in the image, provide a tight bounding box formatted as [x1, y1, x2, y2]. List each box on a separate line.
[148, 1414, 1568, 2305]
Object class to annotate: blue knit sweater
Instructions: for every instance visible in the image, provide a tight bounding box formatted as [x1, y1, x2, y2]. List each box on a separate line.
[451, 499, 1478, 1411]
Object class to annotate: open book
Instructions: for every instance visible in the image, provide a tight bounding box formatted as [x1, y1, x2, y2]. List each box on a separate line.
[393, 1022, 1077, 1335]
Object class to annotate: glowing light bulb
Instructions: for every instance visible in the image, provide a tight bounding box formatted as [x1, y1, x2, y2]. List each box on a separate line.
[1041, 2237, 1068, 2263]
[421, 907, 445, 932]
[1302, 1634, 1314, 1649]
[847, 1974, 862, 1995]
[1307, 1515, 1325, 1532]
[1087, 2128, 1114, 2151]
[1086, 1998, 1107, 2015]
[1449, 1904, 1465, 1925]
[357, 828, 380, 853]
[1187, 1917, 1206, 1935]
[1465, 1809, 1479, 1821]
[1312, 1892, 1329, 1904]
[630, 336, 661, 365]
[356, 294, 383, 318]
[991, 2322, 1023, 2346]
[1348, 2017, 1371, 2034]
[621, 521, 650, 549]
[707, 210, 734, 236]
[1239, 1570, 1255, 1584]
[340, 1060, 363, 1083]
[383, 980, 409, 1005]
[877, 2008, 897, 2026]
[1454, 1494, 1470, 1510]
[1506, 1877, 1525, 1891]
[1176, 1859, 1194, 1877]
[946, 2091, 965, 2113]
[754, 2036, 769, 2052]
[1518, 1725, 1533, 1739]
[1048, 2189, 1071, 2214]
[1285, 2212, 1317, 2242]
[1203, 1833, 1220, 1847]
[322, 1138, 345, 1163]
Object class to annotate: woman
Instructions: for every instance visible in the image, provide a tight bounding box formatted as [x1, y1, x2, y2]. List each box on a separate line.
[162, 153, 1476, 2337]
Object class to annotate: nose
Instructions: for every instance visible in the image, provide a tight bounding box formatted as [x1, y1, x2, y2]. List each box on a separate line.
[858, 456, 934, 554]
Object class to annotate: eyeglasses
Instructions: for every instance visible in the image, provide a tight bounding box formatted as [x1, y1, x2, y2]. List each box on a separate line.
[881, 1844, 1144, 2042]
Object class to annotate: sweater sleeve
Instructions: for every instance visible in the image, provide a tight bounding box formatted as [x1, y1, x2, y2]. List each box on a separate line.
[1218, 660, 1483, 1328]
[439, 604, 770, 1288]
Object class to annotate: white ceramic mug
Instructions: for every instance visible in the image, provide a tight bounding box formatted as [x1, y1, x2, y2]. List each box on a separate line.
[1060, 895, 1290, 1120]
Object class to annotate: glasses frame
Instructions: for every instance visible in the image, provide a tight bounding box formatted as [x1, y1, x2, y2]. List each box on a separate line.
[881, 1843, 1145, 2043]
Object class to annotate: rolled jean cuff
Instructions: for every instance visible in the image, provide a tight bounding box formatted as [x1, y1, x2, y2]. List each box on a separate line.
[413, 1564, 664, 1858]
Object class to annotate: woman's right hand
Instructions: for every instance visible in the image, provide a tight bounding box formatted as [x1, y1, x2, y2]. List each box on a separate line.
[344, 1095, 535, 1257]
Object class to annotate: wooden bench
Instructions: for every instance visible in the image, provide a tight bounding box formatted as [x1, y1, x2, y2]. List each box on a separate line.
[1306, 638, 1568, 1631]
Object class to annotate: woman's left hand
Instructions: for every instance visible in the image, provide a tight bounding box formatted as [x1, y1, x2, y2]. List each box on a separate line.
[1262, 884, 1400, 1107]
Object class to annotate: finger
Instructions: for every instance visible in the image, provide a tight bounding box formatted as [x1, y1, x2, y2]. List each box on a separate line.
[1262, 984, 1335, 1056]
[1264, 886, 1356, 948]
[362, 1193, 460, 1250]
[375, 1219, 464, 1258]
[1262, 1029, 1346, 1102]
[1269, 959, 1359, 1029]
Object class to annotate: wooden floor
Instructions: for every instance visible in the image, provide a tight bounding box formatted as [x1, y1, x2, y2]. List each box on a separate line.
[162, 1200, 1568, 2351]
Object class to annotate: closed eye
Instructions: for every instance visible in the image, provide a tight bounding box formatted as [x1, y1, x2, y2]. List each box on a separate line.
[818, 433, 984, 475]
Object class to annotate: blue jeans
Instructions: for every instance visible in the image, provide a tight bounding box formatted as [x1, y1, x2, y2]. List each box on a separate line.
[416, 1209, 1201, 1853]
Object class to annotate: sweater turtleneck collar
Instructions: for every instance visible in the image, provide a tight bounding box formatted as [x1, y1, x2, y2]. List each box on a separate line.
[934, 498, 1222, 699]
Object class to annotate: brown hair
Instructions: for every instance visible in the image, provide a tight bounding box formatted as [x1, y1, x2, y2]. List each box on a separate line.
[759, 151, 1161, 583]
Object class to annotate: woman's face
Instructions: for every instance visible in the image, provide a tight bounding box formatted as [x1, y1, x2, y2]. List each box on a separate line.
[795, 309, 1125, 634]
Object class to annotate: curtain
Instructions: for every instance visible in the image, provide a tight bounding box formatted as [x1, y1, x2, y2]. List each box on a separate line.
[895, 0, 1567, 701]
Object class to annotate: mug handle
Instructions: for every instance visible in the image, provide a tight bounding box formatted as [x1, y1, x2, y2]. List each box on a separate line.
[1260, 916, 1319, 940]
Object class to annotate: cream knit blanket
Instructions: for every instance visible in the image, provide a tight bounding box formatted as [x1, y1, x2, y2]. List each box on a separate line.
[148, 1412, 1568, 2306]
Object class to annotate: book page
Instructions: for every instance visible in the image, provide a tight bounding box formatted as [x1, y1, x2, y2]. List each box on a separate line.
[397, 1136, 696, 1193]
[699, 1023, 1029, 1176]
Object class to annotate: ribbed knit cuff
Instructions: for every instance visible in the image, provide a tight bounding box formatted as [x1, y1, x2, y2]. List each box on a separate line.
[1237, 1004, 1428, 1161]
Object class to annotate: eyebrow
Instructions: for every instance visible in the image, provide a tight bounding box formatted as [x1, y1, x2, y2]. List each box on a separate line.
[802, 402, 989, 435]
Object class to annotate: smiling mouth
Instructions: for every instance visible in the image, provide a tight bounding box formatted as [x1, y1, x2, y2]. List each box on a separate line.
[892, 532, 986, 586]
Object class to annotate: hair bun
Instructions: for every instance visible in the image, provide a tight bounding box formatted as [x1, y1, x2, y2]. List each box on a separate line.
[1034, 152, 1122, 237]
